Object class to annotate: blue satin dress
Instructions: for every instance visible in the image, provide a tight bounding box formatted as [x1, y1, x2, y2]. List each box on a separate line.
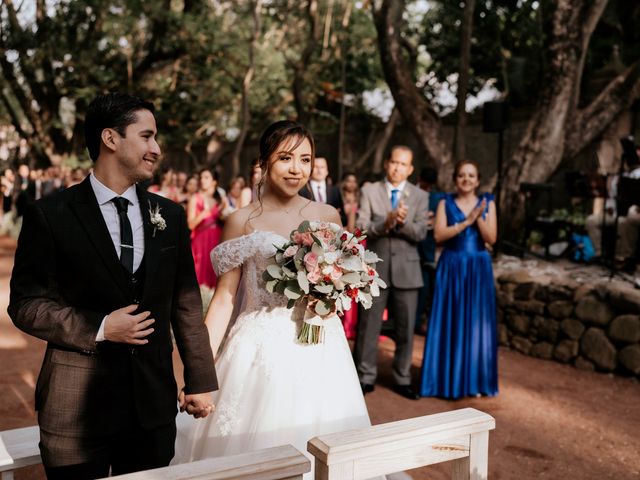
[420, 192, 498, 399]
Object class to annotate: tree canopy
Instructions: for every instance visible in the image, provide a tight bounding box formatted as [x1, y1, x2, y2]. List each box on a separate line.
[0, 0, 639, 226]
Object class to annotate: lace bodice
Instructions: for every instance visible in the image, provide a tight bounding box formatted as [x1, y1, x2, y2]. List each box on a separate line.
[210, 231, 289, 312]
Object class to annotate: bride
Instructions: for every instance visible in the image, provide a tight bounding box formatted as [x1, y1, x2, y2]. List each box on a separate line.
[173, 121, 374, 475]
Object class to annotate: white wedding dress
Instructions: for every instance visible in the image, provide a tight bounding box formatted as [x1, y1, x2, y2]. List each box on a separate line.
[173, 231, 373, 477]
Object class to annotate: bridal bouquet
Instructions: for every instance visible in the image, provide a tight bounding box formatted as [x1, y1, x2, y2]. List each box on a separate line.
[262, 221, 386, 344]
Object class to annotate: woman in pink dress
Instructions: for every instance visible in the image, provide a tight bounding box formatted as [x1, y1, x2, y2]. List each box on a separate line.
[188, 168, 226, 288]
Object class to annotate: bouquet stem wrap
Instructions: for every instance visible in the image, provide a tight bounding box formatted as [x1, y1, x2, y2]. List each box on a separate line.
[298, 310, 337, 344]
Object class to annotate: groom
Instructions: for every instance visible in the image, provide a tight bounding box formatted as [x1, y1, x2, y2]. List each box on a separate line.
[9, 93, 217, 479]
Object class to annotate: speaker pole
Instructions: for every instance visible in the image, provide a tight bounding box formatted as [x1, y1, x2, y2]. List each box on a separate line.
[482, 100, 508, 255]
[495, 127, 504, 253]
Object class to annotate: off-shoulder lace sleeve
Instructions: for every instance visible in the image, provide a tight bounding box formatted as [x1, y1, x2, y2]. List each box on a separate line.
[210, 236, 248, 277]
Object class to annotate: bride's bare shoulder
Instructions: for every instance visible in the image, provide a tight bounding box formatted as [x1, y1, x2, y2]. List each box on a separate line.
[305, 200, 342, 226]
[222, 203, 261, 241]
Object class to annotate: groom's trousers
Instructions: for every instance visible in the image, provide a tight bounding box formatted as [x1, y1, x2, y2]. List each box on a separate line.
[42, 419, 176, 480]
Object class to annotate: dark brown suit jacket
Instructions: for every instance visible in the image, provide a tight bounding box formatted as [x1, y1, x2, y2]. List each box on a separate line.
[9, 177, 217, 448]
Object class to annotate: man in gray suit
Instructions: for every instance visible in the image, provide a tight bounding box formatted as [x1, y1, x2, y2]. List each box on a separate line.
[355, 146, 429, 399]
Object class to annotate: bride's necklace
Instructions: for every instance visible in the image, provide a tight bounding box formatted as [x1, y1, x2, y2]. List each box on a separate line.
[264, 199, 299, 214]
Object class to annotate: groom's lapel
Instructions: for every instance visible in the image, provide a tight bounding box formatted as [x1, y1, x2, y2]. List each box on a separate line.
[137, 186, 161, 293]
[70, 177, 131, 297]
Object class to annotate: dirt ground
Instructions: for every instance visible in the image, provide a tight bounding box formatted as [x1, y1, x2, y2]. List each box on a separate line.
[0, 236, 638, 480]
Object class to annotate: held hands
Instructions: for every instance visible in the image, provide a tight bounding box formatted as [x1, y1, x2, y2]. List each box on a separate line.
[178, 389, 215, 419]
[104, 304, 155, 345]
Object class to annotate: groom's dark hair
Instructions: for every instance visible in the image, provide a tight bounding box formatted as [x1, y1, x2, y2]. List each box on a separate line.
[84, 92, 155, 162]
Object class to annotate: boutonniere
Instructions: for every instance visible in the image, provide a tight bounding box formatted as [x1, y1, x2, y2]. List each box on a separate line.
[148, 201, 167, 237]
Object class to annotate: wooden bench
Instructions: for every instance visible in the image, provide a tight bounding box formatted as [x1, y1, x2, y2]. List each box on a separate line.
[0, 425, 41, 480]
[308, 408, 495, 480]
[0, 427, 309, 480]
[107, 445, 310, 479]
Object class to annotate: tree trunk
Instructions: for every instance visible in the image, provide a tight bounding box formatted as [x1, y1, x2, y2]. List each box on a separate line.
[231, 0, 262, 178]
[499, 0, 610, 239]
[372, 108, 400, 175]
[373, 0, 453, 189]
[452, 0, 476, 162]
[290, 0, 320, 125]
[352, 107, 399, 174]
[565, 60, 640, 159]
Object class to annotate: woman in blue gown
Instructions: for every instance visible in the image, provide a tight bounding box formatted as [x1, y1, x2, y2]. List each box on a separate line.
[420, 160, 498, 399]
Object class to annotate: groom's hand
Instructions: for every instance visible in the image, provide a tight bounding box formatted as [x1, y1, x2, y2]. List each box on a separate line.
[179, 390, 215, 419]
[104, 304, 155, 345]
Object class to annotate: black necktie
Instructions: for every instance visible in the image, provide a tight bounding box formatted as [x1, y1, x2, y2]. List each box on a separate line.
[112, 197, 134, 273]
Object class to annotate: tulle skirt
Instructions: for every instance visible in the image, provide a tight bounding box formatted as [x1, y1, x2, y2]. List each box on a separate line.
[173, 306, 371, 478]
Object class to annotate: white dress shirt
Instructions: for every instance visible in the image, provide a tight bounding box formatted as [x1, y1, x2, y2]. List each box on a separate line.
[385, 179, 407, 203]
[89, 173, 145, 341]
[309, 180, 327, 203]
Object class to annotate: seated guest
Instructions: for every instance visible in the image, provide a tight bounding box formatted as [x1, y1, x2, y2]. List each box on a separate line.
[585, 146, 640, 262]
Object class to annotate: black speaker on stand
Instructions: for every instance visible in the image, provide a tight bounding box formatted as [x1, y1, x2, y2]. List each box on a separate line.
[483, 101, 509, 254]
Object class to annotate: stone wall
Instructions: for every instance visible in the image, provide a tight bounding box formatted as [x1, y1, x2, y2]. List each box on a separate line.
[496, 268, 640, 378]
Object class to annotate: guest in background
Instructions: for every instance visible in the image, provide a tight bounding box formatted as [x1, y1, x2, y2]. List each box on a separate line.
[176, 170, 188, 192]
[64, 167, 88, 188]
[340, 171, 359, 233]
[420, 160, 498, 399]
[188, 168, 226, 288]
[354, 146, 429, 400]
[415, 167, 443, 335]
[585, 145, 640, 266]
[226, 176, 244, 210]
[300, 156, 343, 212]
[149, 165, 180, 203]
[180, 174, 199, 210]
[15, 164, 33, 219]
[1, 168, 15, 216]
[339, 171, 361, 339]
[239, 158, 262, 208]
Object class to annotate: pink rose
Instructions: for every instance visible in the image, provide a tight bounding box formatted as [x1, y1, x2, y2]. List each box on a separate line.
[283, 245, 299, 257]
[317, 229, 335, 242]
[293, 231, 314, 247]
[307, 267, 321, 284]
[304, 252, 319, 272]
[330, 265, 343, 281]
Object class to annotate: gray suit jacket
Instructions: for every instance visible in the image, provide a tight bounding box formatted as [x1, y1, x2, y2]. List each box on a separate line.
[357, 181, 429, 289]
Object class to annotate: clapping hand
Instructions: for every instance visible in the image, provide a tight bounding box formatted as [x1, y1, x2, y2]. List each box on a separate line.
[466, 199, 487, 225]
[396, 200, 409, 225]
[179, 389, 215, 419]
[385, 200, 409, 230]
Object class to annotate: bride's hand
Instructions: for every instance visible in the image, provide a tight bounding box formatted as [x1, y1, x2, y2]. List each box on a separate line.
[181, 391, 215, 418]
